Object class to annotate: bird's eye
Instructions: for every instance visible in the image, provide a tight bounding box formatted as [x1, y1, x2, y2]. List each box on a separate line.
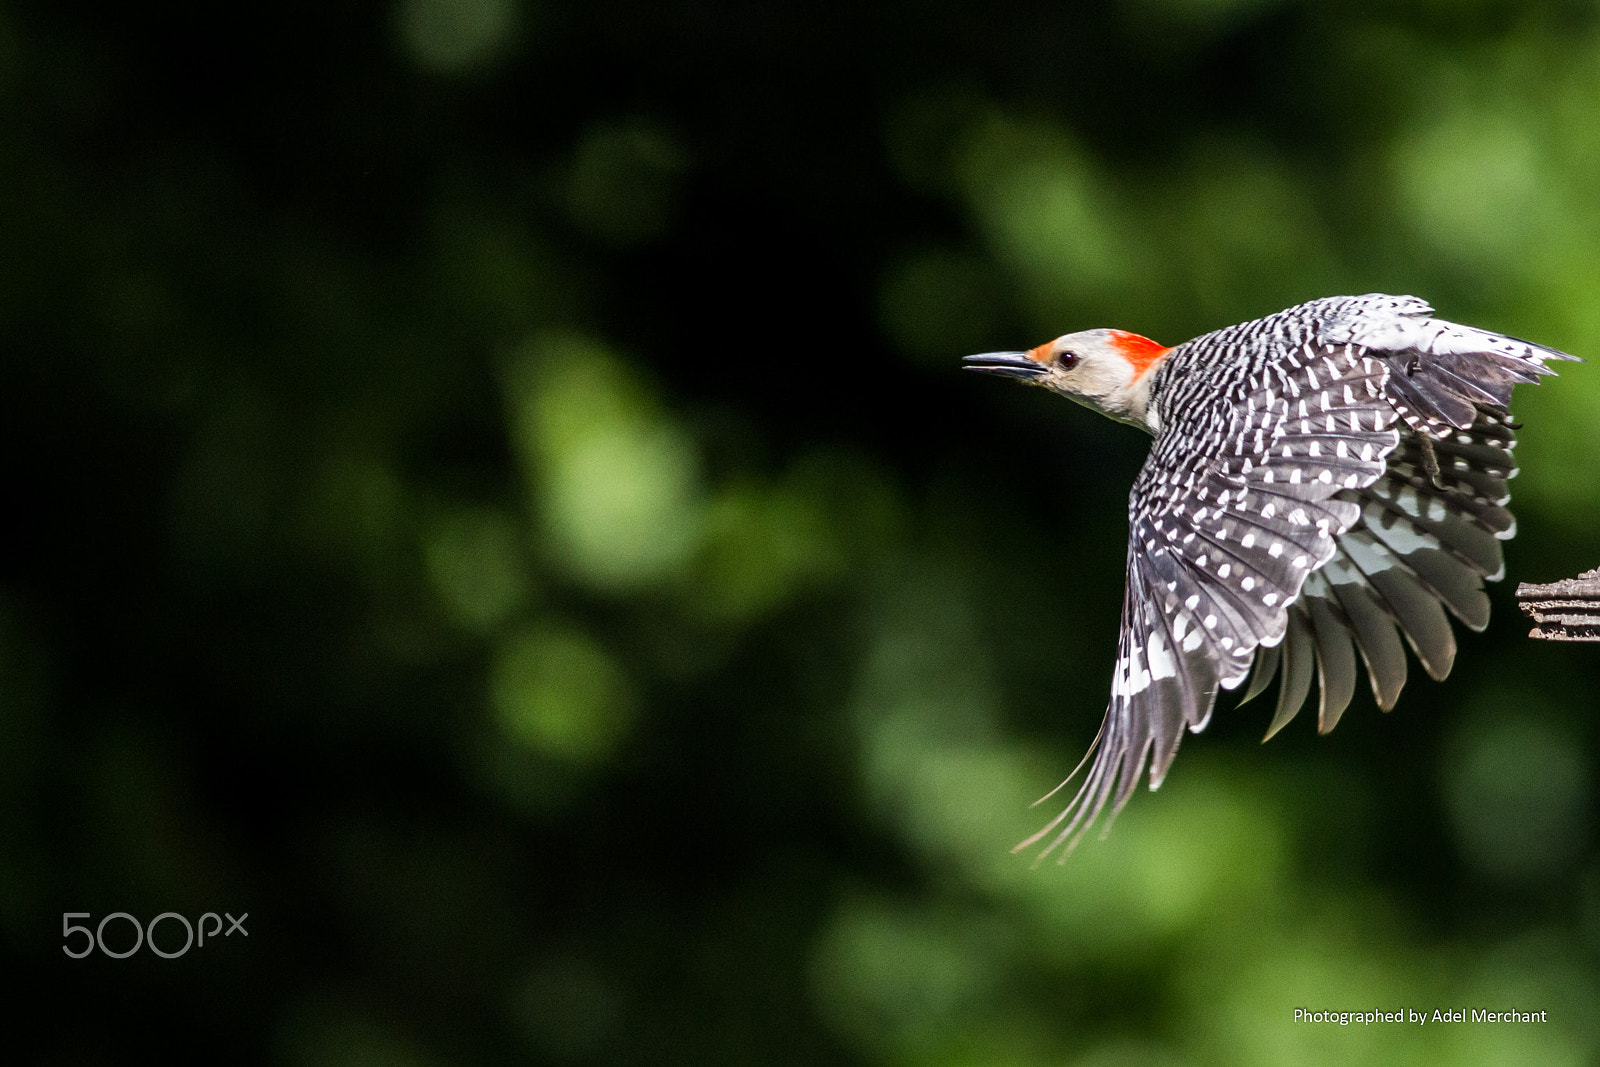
[1056, 350, 1079, 370]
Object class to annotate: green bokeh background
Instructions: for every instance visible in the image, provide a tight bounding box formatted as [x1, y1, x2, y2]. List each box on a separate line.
[6, 0, 1600, 1062]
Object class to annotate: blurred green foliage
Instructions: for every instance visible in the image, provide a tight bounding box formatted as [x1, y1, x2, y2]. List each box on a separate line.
[3, 0, 1600, 1063]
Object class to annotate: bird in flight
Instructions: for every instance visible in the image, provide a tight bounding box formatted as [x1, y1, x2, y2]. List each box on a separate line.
[964, 295, 1579, 859]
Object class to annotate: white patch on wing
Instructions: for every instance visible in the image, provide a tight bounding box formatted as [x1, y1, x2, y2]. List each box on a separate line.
[1340, 534, 1396, 573]
[1147, 634, 1177, 680]
[1370, 516, 1439, 555]
[1125, 647, 1152, 694]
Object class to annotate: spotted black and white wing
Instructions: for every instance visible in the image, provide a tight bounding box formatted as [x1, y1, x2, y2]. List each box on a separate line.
[1242, 299, 1577, 737]
[1021, 343, 1402, 857]
[1021, 296, 1579, 860]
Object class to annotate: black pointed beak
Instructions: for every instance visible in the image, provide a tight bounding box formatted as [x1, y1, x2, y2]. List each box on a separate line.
[962, 351, 1047, 381]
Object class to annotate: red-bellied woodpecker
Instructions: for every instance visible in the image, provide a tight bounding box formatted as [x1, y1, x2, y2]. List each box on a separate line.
[965, 295, 1580, 858]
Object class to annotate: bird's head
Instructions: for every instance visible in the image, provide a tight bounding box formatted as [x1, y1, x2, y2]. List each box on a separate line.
[964, 328, 1171, 433]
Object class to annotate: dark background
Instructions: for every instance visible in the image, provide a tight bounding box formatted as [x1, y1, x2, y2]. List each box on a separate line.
[5, 0, 1599, 1062]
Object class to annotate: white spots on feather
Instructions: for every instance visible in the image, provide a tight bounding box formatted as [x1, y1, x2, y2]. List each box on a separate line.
[1219, 636, 1234, 651]
[1308, 441, 1321, 457]
[1335, 440, 1348, 459]
[1348, 412, 1361, 432]
[1241, 576, 1255, 591]
[1305, 367, 1321, 389]
[1289, 507, 1309, 525]
[1218, 563, 1232, 578]
[1241, 533, 1256, 549]
[1183, 627, 1203, 652]
[1196, 555, 1209, 568]
[1184, 594, 1200, 611]
[1147, 634, 1177, 680]
[1344, 384, 1355, 404]
[1318, 469, 1332, 484]
[1112, 650, 1151, 697]
[1262, 502, 1276, 519]
[1204, 614, 1217, 629]
[1361, 443, 1373, 461]
[1263, 592, 1278, 606]
[1344, 474, 1360, 488]
[1293, 554, 1309, 568]
[1326, 415, 1337, 432]
[1425, 495, 1448, 522]
[1268, 542, 1283, 558]
[1130, 651, 1152, 694]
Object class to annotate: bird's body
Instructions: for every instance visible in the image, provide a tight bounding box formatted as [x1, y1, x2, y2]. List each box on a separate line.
[965, 295, 1580, 858]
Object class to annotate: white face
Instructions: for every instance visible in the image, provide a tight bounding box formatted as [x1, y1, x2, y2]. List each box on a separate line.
[1027, 329, 1167, 430]
[1031, 330, 1139, 406]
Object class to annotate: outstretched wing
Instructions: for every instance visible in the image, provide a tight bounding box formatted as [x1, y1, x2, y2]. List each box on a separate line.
[1020, 343, 1401, 858]
[1242, 301, 1578, 737]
